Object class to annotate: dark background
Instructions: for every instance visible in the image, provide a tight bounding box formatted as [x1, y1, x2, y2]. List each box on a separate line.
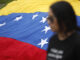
[0, 0, 15, 9]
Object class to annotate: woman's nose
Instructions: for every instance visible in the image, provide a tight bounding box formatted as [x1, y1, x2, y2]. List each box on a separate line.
[47, 20, 51, 25]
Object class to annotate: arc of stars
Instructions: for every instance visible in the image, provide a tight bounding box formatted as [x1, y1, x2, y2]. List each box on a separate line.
[0, 22, 6, 27]
[42, 26, 51, 34]
[14, 16, 23, 21]
[37, 38, 48, 48]
[40, 17, 47, 23]
[32, 14, 38, 20]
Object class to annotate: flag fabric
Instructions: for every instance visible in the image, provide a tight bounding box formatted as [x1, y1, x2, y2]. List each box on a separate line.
[0, 0, 80, 60]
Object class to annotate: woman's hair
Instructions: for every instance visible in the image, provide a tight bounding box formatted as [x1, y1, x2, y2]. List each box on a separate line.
[50, 1, 80, 33]
[47, 1, 80, 53]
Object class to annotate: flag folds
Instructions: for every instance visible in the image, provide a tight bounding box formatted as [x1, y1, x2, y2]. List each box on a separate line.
[0, 0, 80, 60]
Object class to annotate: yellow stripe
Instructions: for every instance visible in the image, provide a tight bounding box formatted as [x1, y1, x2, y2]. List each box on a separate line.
[0, 0, 80, 16]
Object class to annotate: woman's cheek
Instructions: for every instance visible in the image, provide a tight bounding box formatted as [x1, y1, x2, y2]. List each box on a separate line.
[50, 25, 56, 32]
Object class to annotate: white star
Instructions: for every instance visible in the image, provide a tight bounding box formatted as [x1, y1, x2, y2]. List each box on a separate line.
[40, 17, 47, 23]
[0, 22, 6, 27]
[42, 26, 51, 34]
[32, 14, 38, 20]
[38, 38, 48, 48]
[14, 16, 23, 21]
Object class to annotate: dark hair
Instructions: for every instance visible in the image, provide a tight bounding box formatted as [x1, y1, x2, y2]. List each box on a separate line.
[50, 1, 80, 33]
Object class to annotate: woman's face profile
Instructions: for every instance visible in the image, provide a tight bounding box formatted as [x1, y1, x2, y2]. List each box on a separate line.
[47, 9, 59, 32]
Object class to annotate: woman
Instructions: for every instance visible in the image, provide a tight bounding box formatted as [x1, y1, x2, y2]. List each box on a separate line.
[47, 1, 80, 60]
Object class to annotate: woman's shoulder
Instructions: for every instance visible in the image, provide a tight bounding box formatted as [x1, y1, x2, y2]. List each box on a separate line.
[49, 34, 57, 43]
[49, 34, 57, 40]
[74, 31, 80, 46]
[74, 32, 80, 53]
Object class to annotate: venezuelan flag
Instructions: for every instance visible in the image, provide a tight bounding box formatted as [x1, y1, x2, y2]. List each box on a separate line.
[0, 0, 80, 60]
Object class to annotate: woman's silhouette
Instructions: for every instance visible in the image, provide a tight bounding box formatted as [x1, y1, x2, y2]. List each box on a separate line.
[47, 1, 80, 60]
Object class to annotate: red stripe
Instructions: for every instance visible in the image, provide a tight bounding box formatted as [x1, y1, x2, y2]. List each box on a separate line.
[0, 37, 47, 60]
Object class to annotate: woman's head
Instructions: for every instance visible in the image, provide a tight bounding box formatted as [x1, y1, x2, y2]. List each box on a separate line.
[47, 1, 77, 33]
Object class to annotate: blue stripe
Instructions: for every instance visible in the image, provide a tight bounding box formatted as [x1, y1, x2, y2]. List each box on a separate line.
[0, 12, 79, 50]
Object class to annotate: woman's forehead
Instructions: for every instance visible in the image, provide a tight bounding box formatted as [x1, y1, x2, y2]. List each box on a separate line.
[48, 9, 54, 16]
